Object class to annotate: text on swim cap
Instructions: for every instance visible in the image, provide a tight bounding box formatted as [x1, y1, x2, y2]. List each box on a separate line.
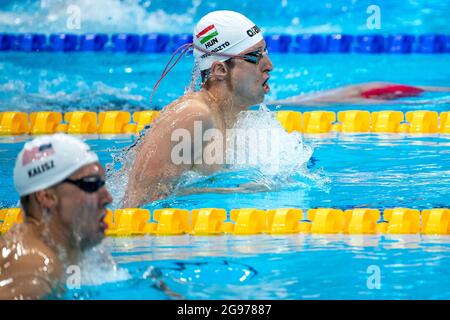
[246, 25, 261, 37]
[200, 41, 231, 59]
[28, 160, 55, 178]
[205, 37, 219, 49]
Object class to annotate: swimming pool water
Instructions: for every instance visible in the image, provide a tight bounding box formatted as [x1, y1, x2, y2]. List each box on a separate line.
[65, 234, 450, 300]
[1, 135, 449, 211]
[1, 53, 449, 300]
[1, 134, 449, 299]
[1, 0, 449, 35]
[1, 53, 450, 113]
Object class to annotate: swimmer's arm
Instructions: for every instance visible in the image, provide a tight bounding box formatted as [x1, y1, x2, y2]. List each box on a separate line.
[334, 98, 450, 105]
[153, 279, 184, 300]
[416, 85, 450, 92]
[267, 97, 386, 106]
[266, 84, 375, 106]
[174, 182, 273, 197]
[267, 97, 450, 106]
[266, 82, 450, 106]
[124, 103, 215, 207]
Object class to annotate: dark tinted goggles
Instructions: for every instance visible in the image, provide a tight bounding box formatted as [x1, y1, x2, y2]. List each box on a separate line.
[63, 176, 106, 193]
[239, 47, 268, 65]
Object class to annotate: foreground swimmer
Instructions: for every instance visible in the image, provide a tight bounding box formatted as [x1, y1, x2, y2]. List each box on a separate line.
[124, 11, 273, 207]
[0, 134, 112, 299]
[267, 81, 450, 106]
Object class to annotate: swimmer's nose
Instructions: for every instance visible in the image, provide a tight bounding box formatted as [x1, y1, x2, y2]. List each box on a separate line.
[261, 53, 273, 73]
[100, 186, 113, 207]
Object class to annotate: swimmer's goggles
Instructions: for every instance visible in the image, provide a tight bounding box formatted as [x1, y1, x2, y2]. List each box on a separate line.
[63, 175, 106, 193]
[193, 44, 269, 65]
[233, 47, 269, 65]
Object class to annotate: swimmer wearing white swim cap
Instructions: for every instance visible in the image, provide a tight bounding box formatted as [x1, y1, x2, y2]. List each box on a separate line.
[124, 11, 273, 207]
[0, 134, 112, 299]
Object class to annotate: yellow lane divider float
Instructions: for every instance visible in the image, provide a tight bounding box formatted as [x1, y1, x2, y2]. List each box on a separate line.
[0, 208, 23, 234]
[0, 110, 161, 135]
[1, 110, 449, 135]
[1, 207, 449, 236]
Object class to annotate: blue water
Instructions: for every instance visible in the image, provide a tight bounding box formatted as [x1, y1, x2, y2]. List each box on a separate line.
[1, 134, 449, 299]
[63, 234, 450, 300]
[1, 0, 450, 300]
[1, 53, 450, 112]
[1, 0, 449, 34]
[1, 135, 449, 210]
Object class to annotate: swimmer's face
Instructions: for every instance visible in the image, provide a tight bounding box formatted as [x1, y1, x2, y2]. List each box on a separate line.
[54, 162, 112, 250]
[230, 39, 273, 107]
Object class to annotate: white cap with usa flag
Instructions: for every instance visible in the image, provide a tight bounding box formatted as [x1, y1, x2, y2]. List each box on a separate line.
[13, 134, 99, 196]
[193, 10, 264, 71]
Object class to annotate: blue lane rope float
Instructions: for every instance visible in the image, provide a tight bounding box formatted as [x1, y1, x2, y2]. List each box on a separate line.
[0, 33, 449, 53]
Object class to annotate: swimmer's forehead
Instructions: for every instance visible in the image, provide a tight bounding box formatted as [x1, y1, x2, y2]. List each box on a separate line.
[240, 40, 266, 55]
[69, 162, 104, 179]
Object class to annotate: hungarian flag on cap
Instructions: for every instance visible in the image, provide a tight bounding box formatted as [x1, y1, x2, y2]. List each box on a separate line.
[196, 24, 219, 45]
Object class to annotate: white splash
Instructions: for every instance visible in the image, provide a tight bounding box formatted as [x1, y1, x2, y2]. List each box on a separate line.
[228, 104, 313, 177]
[0, 0, 198, 33]
[76, 242, 131, 286]
[106, 142, 137, 209]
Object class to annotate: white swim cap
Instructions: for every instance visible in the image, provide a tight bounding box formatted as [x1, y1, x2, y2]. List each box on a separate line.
[193, 10, 264, 71]
[14, 134, 99, 197]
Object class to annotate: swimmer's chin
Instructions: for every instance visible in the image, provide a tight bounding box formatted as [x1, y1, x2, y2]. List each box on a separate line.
[253, 93, 266, 105]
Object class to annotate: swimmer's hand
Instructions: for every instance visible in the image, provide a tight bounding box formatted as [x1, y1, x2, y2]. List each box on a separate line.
[154, 279, 185, 300]
[145, 266, 184, 300]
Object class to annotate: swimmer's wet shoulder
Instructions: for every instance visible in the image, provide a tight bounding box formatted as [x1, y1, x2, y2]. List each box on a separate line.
[123, 93, 222, 206]
[0, 225, 64, 299]
[167, 93, 217, 129]
[140, 93, 217, 156]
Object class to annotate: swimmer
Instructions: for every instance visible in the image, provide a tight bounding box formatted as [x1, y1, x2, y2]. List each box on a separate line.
[124, 11, 273, 207]
[267, 81, 450, 106]
[0, 134, 112, 299]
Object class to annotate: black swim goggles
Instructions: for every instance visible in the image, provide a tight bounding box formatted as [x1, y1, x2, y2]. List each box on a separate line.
[191, 43, 268, 65]
[62, 175, 106, 193]
[239, 47, 269, 65]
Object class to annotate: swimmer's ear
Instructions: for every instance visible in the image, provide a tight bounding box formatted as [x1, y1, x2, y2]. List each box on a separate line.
[34, 188, 58, 211]
[210, 61, 229, 81]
